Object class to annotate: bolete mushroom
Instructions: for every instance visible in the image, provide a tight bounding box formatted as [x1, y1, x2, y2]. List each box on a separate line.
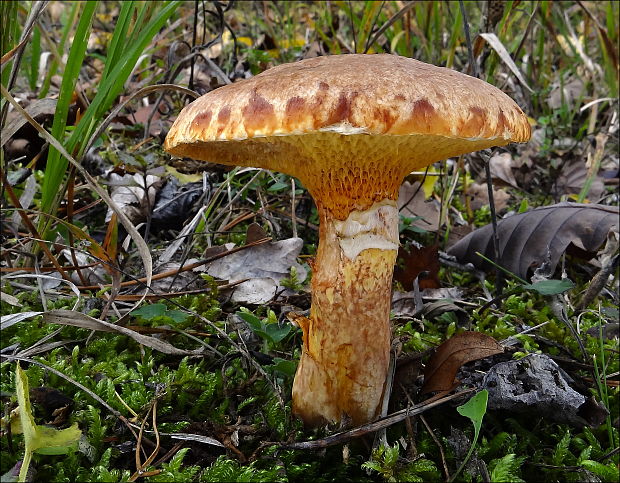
[164, 54, 531, 427]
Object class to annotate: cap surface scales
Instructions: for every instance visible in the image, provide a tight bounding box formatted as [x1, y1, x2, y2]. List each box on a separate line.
[165, 54, 530, 217]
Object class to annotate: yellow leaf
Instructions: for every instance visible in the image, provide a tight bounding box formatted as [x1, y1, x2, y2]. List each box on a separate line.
[165, 165, 203, 183]
[15, 364, 82, 482]
[408, 166, 441, 199]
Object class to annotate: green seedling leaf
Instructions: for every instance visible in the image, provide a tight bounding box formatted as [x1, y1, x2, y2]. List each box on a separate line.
[132, 304, 188, 324]
[133, 303, 167, 319]
[264, 323, 291, 343]
[237, 311, 264, 332]
[269, 358, 297, 376]
[15, 364, 82, 482]
[237, 311, 291, 345]
[165, 310, 189, 324]
[522, 279, 575, 295]
[457, 389, 488, 437]
[449, 390, 489, 483]
[267, 182, 290, 192]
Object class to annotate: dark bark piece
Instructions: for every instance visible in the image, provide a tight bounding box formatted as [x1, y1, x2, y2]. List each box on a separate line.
[482, 353, 608, 427]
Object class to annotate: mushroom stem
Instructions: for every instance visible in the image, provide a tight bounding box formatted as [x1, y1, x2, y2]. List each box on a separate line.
[292, 200, 399, 426]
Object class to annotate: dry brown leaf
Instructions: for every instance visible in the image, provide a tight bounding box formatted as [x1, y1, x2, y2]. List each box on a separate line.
[478, 33, 533, 93]
[554, 159, 605, 201]
[105, 173, 161, 223]
[41, 309, 199, 356]
[205, 238, 307, 304]
[246, 222, 268, 244]
[466, 182, 511, 211]
[421, 331, 504, 394]
[398, 181, 440, 232]
[489, 152, 520, 188]
[447, 203, 619, 279]
[1, 99, 57, 147]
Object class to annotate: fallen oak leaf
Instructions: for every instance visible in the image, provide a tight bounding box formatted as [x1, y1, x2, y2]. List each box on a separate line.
[489, 151, 520, 188]
[447, 203, 619, 280]
[422, 331, 504, 394]
[466, 182, 511, 212]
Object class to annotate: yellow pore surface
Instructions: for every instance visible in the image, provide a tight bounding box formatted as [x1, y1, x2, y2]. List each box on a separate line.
[168, 131, 507, 219]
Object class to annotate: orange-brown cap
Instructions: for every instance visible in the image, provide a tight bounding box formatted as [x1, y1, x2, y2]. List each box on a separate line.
[164, 54, 531, 217]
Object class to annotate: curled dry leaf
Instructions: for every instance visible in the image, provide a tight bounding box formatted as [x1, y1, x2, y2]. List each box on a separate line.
[422, 331, 503, 394]
[466, 182, 511, 212]
[105, 173, 162, 223]
[447, 203, 619, 280]
[205, 238, 307, 304]
[1, 98, 57, 148]
[398, 181, 440, 232]
[489, 151, 520, 188]
[547, 77, 584, 110]
[554, 158, 605, 201]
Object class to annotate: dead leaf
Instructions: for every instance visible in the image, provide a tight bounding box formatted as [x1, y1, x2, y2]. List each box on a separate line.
[391, 291, 419, 318]
[478, 33, 533, 93]
[447, 203, 619, 279]
[466, 182, 511, 211]
[1, 99, 57, 148]
[547, 77, 584, 110]
[394, 243, 440, 290]
[105, 173, 161, 223]
[419, 300, 469, 325]
[41, 310, 199, 355]
[29, 387, 74, 426]
[245, 222, 268, 244]
[398, 181, 440, 232]
[446, 224, 474, 248]
[151, 177, 204, 230]
[554, 159, 605, 201]
[489, 152, 519, 188]
[421, 331, 503, 394]
[206, 238, 307, 304]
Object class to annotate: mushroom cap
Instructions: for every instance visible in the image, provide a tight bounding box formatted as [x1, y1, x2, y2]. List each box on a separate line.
[165, 54, 531, 217]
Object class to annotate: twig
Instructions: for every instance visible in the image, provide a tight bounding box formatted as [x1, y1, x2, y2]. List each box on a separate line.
[577, 254, 619, 310]
[459, 0, 478, 78]
[281, 390, 473, 450]
[129, 397, 162, 481]
[420, 414, 450, 482]
[481, 151, 505, 296]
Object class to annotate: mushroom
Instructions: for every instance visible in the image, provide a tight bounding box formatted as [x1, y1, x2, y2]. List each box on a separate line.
[164, 54, 531, 427]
